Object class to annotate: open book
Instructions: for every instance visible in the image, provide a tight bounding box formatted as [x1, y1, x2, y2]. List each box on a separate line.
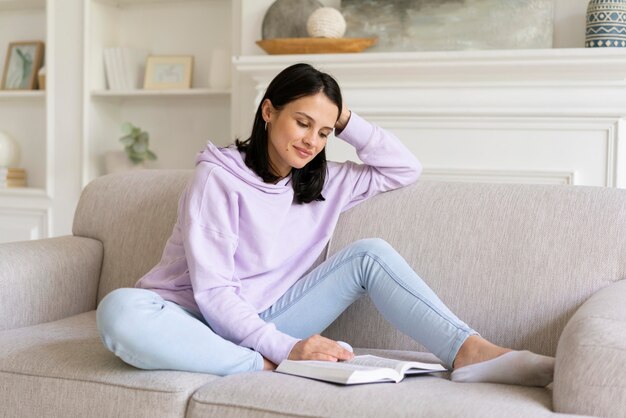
[275, 354, 447, 385]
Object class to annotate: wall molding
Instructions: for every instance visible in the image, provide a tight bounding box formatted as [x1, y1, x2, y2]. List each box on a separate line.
[362, 114, 620, 188]
[0, 207, 49, 242]
[233, 49, 626, 189]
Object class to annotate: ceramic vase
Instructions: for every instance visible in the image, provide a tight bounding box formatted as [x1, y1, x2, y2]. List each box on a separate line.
[586, 0, 626, 47]
[0, 131, 20, 168]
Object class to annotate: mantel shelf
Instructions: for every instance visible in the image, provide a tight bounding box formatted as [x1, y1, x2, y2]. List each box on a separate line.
[91, 88, 231, 98]
[234, 48, 626, 85]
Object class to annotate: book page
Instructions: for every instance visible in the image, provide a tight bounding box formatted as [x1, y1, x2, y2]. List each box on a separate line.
[346, 355, 407, 370]
[275, 359, 400, 384]
[296, 360, 382, 372]
[346, 355, 446, 375]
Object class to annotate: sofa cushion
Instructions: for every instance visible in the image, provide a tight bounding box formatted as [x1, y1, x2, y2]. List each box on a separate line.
[323, 182, 626, 358]
[187, 348, 580, 418]
[0, 311, 218, 418]
[72, 169, 193, 303]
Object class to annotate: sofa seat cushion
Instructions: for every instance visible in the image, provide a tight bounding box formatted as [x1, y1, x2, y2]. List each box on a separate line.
[188, 349, 581, 418]
[0, 311, 218, 418]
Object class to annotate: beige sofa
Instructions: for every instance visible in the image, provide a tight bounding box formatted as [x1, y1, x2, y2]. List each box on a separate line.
[1, 169, 625, 418]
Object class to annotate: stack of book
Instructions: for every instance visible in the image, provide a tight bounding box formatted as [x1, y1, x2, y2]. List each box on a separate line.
[0, 167, 27, 188]
[103, 47, 149, 91]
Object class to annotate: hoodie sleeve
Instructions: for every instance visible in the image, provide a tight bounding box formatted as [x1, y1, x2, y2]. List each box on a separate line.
[334, 111, 423, 212]
[182, 164, 300, 365]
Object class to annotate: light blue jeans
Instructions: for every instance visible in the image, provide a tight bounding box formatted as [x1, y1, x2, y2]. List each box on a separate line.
[97, 238, 476, 375]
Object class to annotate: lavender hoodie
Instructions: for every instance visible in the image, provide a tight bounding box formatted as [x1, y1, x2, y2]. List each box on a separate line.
[136, 112, 422, 365]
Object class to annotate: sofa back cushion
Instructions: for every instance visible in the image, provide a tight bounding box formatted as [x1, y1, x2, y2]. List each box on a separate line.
[74, 170, 626, 358]
[73, 170, 193, 303]
[322, 181, 626, 357]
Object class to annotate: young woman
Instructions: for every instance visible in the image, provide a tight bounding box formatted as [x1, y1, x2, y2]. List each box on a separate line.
[97, 63, 554, 386]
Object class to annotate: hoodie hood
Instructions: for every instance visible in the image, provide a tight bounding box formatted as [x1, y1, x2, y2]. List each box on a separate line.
[195, 141, 292, 194]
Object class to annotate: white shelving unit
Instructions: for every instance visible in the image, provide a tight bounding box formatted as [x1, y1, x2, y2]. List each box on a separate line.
[0, 0, 50, 242]
[0, 0, 612, 244]
[83, 0, 232, 185]
[0, 1, 48, 192]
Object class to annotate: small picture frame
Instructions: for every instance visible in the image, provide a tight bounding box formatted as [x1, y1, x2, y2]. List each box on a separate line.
[1, 41, 45, 90]
[143, 55, 193, 90]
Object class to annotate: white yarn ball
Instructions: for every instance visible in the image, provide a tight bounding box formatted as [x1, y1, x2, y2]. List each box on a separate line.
[0, 131, 20, 167]
[307, 7, 346, 38]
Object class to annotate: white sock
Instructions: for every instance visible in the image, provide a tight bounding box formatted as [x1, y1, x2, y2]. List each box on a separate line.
[450, 350, 555, 387]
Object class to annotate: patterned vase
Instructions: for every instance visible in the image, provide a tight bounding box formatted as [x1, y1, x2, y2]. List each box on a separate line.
[586, 0, 626, 47]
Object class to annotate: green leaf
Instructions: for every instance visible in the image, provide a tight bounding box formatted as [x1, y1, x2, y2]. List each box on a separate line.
[137, 132, 149, 143]
[146, 150, 157, 160]
[132, 142, 147, 153]
[119, 135, 134, 146]
[121, 122, 133, 135]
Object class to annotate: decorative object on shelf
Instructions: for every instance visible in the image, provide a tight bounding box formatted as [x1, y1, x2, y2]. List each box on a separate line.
[38, 66, 46, 90]
[0, 130, 20, 168]
[104, 122, 157, 174]
[306, 7, 347, 38]
[256, 37, 377, 55]
[143, 56, 193, 90]
[104, 47, 150, 90]
[262, 0, 323, 39]
[0, 167, 27, 189]
[209, 49, 231, 89]
[261, 0, 324, 39]
[119, 122, 157, 165]
[342, 0, 553, 52]
[1, 41, 45, 90]
[586, 0, 626, 47]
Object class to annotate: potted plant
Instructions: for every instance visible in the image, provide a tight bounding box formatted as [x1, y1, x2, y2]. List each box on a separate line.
[119, 122, 157, 164]
[103, 122, 157, 174]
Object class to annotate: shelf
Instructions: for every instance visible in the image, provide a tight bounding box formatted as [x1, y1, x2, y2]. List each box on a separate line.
[91, 88, 230, 98]
[0, 91, 46, 99]
[93, 0, 219, 6]
[0, 187, 47, 197]
[0, 0, 45, 11]
[234, 47, 626, 85]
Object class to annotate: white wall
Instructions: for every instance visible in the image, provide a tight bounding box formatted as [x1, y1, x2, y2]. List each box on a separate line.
[553, 0, 589, 48]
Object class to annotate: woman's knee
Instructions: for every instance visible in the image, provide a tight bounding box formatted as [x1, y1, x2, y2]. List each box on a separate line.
[96, 288, 159, 345]
[349, 238, 395, 258]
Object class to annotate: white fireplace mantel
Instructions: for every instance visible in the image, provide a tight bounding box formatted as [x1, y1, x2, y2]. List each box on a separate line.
[232, 48, 626, 189]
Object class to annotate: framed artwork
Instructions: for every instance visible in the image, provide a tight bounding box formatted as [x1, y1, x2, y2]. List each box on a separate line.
[143, 55, 193, 90]
[1, 41, 45, 90]
[342, 0, 554, 52]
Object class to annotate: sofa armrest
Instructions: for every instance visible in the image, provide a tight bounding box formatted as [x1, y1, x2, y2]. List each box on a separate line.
[0, 236, 103, 331]
[553, 280, 626, 417]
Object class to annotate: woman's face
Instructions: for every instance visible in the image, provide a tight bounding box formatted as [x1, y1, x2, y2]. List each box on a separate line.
[262, 92, 338, 179]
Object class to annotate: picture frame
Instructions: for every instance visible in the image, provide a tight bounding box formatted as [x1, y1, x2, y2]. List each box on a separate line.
[1, 41, 45, 90]
[143, 55, 193, 90]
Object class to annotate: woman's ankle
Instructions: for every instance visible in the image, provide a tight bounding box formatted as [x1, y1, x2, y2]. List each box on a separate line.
[453, 335, 511, 369]
[263, 356, 277, 371]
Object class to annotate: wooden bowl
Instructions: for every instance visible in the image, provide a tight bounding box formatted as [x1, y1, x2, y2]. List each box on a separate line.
[256, 37, 377, 55]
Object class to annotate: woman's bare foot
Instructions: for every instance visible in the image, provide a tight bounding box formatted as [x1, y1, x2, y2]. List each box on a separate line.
[453, 335, 512, 369]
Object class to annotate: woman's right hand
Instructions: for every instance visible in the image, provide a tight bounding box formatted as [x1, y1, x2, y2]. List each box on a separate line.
[287, 334, 354, 362]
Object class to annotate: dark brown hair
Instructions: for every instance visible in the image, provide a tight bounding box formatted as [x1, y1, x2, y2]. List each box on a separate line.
[236, 63, 342, 204]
